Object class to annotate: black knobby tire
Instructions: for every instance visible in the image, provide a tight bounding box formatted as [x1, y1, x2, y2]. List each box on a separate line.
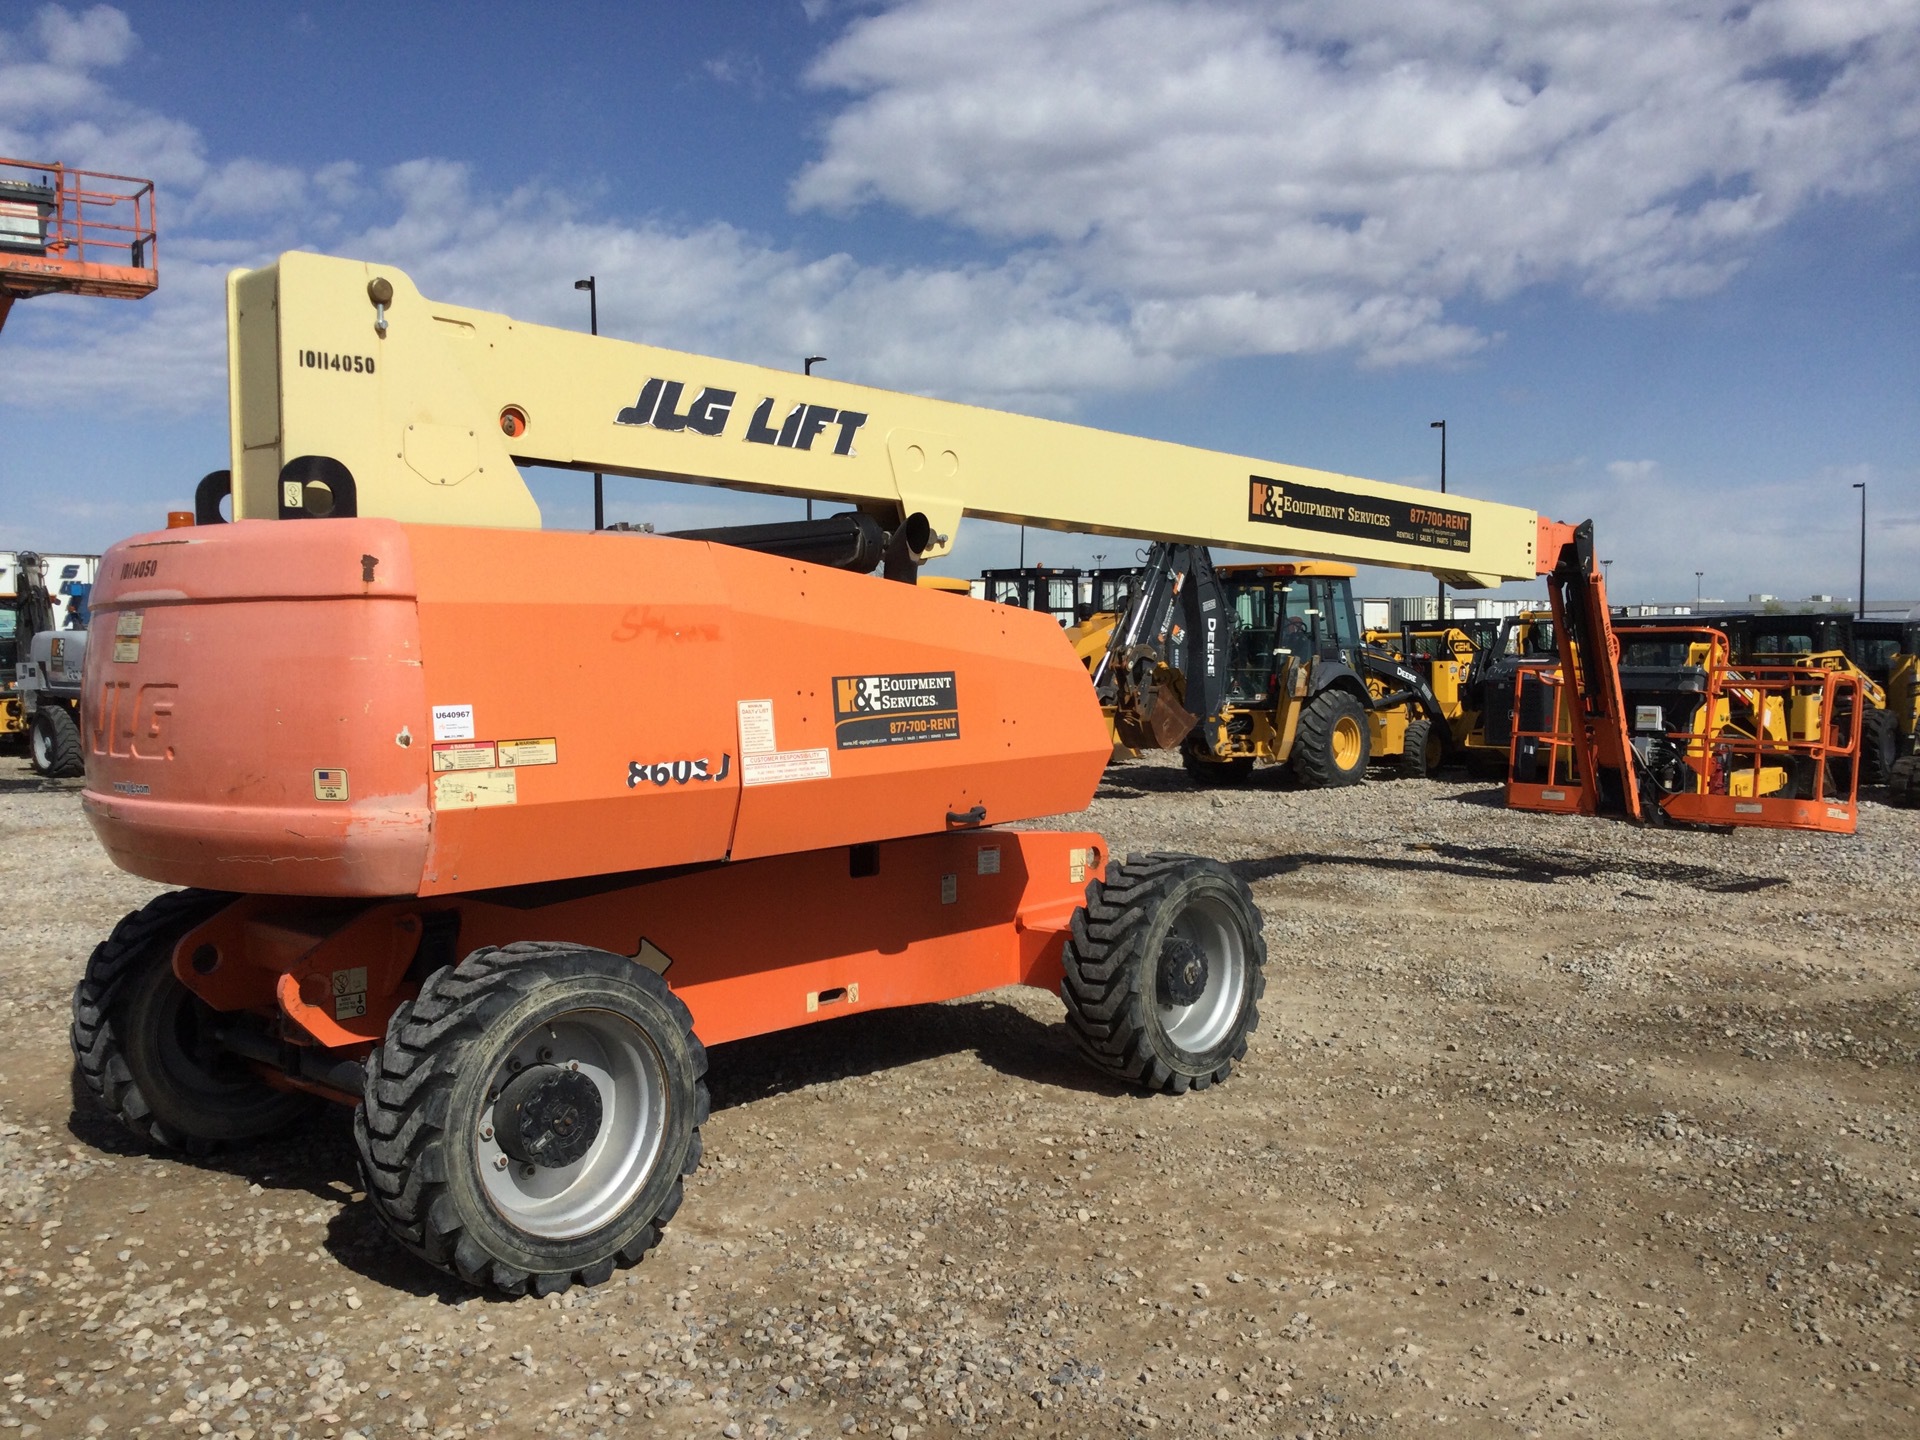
[1861, 708, 1898, 789]
[354, 942, 708, 1297]
[1888, 753, 1920, 809]
[30, 704, 83, 778]
[1181, 733, 1254, 787]
[1399, 717, 1445, 778]
[72, 889, 317, 1153]
[1291, 688, 1369, 788]
[1060, 854, 1267, 1094]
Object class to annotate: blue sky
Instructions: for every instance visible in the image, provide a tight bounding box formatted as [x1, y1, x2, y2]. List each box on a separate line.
[2, 1, 1916, 608]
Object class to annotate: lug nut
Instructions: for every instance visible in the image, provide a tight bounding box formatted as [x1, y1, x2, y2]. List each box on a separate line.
[539, 1047, 555, 1062]
[480, 1125, 494, 1141]
[493, 1155, 508, 1170]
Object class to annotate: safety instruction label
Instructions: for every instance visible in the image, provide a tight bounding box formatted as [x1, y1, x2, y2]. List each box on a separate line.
[333, 966, 368, 1021]
[742, 748, 832, 786]
[497, 737, 558, 767]
[737, 698, 776, 754]
[115, 612, 144, 637]
[1249, 475, 1472, 554]
[112, 638, 141, 663]
[432, 741, 498, 772]
[434, 768, 517, 809]
[831, 671, 960, 749]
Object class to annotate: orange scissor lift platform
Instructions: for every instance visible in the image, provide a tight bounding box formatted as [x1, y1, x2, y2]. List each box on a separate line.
[0, 157, 156, 333]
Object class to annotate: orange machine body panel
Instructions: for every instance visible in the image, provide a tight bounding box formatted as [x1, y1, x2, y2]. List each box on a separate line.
[169, 828, 1106, 1056]
[81, 519, 1110, 898]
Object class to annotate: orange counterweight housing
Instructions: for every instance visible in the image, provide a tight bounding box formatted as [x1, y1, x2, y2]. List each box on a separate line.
[81, 518, 1111, 898]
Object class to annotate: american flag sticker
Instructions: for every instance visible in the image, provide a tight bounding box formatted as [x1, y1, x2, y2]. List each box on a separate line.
[313, 768, 349, 802]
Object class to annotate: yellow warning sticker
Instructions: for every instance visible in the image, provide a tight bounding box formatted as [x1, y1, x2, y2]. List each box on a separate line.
[434, 768, 517, 809]
[1069, 847, 1090, 884]
[497, 737, 559, 767]
[432, 741, 498, 772]
[112, 638, 141, 663]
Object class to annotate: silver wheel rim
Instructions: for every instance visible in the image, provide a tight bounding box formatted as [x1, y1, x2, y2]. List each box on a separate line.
[475, 1008, 668, 1240]
[31, 722, 49, 769]
[1156, 891, 1250, 1053]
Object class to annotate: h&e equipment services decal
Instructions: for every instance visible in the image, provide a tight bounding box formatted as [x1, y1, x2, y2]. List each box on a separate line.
[1249, 475, 1472, 554]
[832, 671, 960, 749]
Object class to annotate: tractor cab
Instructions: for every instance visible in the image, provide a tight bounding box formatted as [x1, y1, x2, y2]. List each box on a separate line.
[1215, 561, 1359, 704]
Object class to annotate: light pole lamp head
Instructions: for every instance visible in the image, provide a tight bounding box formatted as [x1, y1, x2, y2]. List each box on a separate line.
[574, 278, 594, 293]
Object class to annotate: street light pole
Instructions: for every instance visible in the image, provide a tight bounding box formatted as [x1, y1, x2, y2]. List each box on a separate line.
[1695, 571, 1703, 608]
[1429, 420, 1446, 619]
[1853, 481, 1867, 617]
[574, 277, 602, 530]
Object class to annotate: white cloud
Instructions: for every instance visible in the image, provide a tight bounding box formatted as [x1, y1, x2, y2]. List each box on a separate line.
[2, 2, 1917, 597]
[1605, 459, 1661, 484]
[33, 2, 133, 69]
[796, 0, 1920, 360]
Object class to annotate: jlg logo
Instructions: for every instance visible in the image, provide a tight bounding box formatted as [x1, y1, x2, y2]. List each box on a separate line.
[90, 680, 177, 759]
[616, 375, 868, 455]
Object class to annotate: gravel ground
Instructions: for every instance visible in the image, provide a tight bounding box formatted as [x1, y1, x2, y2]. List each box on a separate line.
[1, 749, 1917, 1440]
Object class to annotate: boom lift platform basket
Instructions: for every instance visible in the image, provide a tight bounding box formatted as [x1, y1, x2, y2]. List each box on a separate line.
[0, 156, 157, 334]
[1507, 630, 1862, 833]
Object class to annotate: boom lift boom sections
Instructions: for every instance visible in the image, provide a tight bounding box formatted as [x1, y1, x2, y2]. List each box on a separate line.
[226, 253, 1562, 586]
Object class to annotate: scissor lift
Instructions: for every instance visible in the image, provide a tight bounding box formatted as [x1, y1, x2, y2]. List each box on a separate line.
[0, 157, 157, 334]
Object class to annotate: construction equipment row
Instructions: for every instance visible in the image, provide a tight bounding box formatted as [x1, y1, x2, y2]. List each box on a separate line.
[39, 251, 1910, 1303]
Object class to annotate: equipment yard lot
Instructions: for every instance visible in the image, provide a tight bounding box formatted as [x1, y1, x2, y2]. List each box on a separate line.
[2, 755, 1917, 1440]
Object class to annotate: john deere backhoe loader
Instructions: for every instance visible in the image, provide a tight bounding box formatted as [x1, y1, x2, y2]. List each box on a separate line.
[71, 252, 1576, 1296]
[1091, 548, 1455, 785]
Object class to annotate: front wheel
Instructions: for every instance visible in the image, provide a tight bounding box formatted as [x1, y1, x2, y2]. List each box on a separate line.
[1861, 709, 1898, 789]
[1061, 854, 1267, 1093]
[1399, 716, 1447, 778]
[30, 705, 83, 778]
[1291, 689, 1369, 787]
[355, 943, 708, 1297]
[1889, 753, 1919, 809]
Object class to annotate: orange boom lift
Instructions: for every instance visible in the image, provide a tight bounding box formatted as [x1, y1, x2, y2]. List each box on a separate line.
[74, 253, 1571, 1295]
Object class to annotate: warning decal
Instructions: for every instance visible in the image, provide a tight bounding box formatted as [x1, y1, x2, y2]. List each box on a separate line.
[1249, 474, 1472, 554]
[831, 671, 960, 749]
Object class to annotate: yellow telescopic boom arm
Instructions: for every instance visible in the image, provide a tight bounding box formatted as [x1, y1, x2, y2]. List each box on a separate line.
[230, 252, 1548, 584]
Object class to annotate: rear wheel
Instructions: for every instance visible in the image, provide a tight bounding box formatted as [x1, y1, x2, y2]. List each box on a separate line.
[355, 943, 707, 1297]
[1061, 854, 1266, 1094]
[30, 705, 82, 778]
[1180, 733, 1254, 787]
[1291, 689, 1369, 787]
[72, 890, 317, 1152]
